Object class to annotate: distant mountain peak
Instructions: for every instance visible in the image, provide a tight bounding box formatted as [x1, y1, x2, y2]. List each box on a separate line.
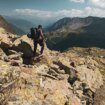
[48, 16, 96, 31]
[46, 16, 105, 51]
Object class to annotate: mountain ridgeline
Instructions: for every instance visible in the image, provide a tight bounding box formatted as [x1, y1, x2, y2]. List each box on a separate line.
[46, 16, 105, 51]
[0, 15, 25, 35]
[4, 16, 35, 34]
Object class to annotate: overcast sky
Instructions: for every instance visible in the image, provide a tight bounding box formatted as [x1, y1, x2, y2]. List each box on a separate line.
[0, 0, 105, 19]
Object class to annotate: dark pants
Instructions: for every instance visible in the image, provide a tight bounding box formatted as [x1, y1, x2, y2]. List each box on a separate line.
[34, 39, 44, 55]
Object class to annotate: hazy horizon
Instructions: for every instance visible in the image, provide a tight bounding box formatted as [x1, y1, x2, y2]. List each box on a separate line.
[1, 0, 105, 26]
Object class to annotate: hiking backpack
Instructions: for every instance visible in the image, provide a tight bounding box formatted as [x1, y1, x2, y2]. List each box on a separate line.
[30, 28, 36, 39]
[27, 28, 35, 39]
[27, 28, 40, 40]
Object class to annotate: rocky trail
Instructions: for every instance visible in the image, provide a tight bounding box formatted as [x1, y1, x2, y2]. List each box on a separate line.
[0, 30, 105, 105]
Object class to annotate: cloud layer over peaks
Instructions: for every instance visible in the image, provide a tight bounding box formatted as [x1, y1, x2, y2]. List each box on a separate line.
[70, 0, 85, 3]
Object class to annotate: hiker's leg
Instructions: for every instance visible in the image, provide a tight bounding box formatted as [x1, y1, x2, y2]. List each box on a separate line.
[40, 45, 44, 54]
[39, 40, 44, 54]
[34, 41, 37, 56]
[40, 42, 44, 54]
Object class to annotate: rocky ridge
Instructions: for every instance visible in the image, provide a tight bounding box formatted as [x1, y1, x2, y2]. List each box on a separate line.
[0, 15, 24, 35]
[0, 30, 104, 105]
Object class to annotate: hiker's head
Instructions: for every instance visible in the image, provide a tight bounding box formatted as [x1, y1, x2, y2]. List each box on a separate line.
[38, 25, 42, 29]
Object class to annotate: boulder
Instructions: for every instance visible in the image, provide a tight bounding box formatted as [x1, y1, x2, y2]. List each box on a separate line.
[44, 90, 66, 105]
[53, 60, 70, 74]
[8, 54, 22, 60]
[68, 68, 78, 86]
[66, 96, 81, 105]
[9, 59, 23, 66]
[0, 33, 12, 49]
[7, 50, 19, 55]
[94, 82, 105, 105]
[76, 65, 103, 91]
[7, 53, 23, 66]
[12, 35, 33, 57]
[0, 48, 8, 61]
[0, 60, 20, 105]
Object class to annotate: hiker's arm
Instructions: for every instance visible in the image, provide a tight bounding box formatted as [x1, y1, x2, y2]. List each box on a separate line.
[40, 30, 44, 39]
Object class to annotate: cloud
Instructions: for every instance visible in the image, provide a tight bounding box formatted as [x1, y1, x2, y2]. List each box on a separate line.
[15, 9, 83, 17]
[15, 9, 83, 18]
[55, 9, 83, 17]
[70, 0, 85, 3]
[84, 6, 105, 17]
[15, 9, 52, 18]
[15, 7, 105, 18]
[90, 0, 105, 8]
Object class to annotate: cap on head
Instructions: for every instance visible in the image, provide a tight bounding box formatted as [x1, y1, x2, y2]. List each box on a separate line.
[38, 25, 42, 29]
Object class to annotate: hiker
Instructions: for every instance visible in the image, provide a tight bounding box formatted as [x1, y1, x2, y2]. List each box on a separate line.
[33, 25, 44, 56]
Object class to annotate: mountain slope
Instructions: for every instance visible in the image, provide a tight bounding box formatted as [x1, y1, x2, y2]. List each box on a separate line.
[0, 15, 15, 34]
[4, 16, 35, 33]
[0, 15, 24, 35]
[0, 33, 104, 105]
[46, 16, 105, 51]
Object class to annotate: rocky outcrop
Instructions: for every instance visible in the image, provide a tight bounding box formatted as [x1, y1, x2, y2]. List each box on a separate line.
[0, 60, 20, 105]
[12, 35, 33, 57]
[0, 48, 8, 61]
[94, 80, 105, 105]
[0, 32, 104, 105]
[0, 33, 13, 49]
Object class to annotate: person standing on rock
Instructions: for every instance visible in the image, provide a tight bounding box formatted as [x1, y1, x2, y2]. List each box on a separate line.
[33, 25, 45, 56]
